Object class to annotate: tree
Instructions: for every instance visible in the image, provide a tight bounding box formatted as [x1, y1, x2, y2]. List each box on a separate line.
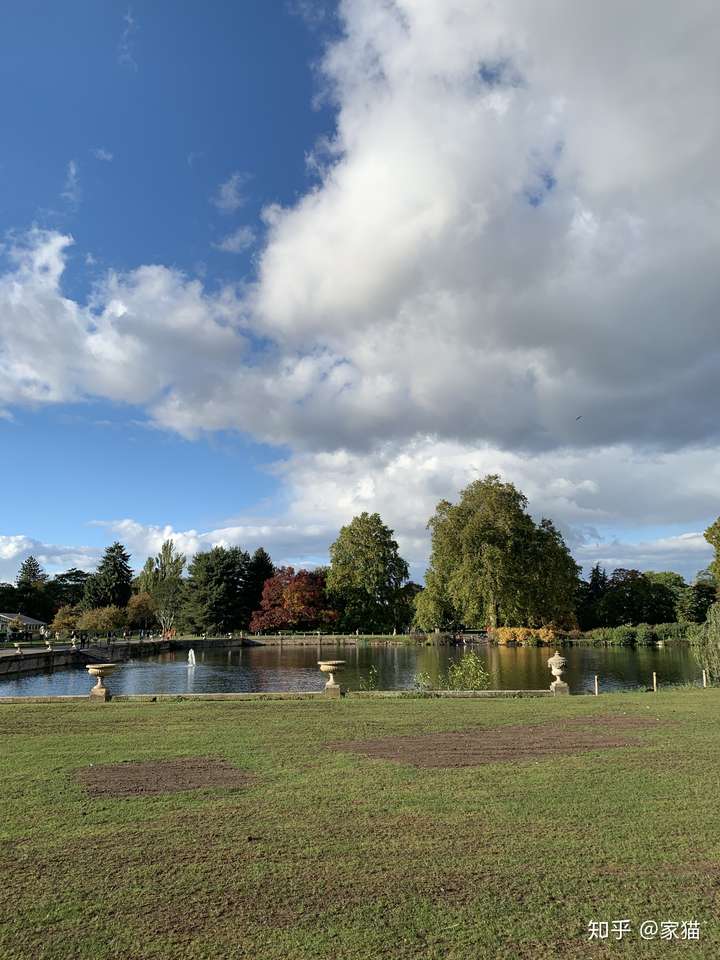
[250, 567, 338, 632]
[525, 519, 581, 628]
[137, 540, 185, 634]
[705, 518, 720, 590]
[48, 568, 92, 609]
[16, 556, 47, 588]
[182, 546, 252, 634]
[414, 571, 459, 631]
[246, 548, 275, 617]
[50, 605, 81, 637]
[77, 605, 127, 635]
[15, 556, 52, 621]
[83, 542, 133, 609]
[419, 476, 579, 629]
[690, 603, 720, 682]
[576, 564, 609, 630]
[0, 582, 18, 612]
[126, 592, 157, 630]
[327, 513, 410, 633]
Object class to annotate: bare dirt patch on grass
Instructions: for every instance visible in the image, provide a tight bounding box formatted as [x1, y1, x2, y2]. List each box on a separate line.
[75, 758, 254, 797]
[329, 715, 666, 768]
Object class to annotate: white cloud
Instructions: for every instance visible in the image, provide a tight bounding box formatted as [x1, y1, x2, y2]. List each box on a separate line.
[61, 160, 80, 205]
[1, 2, 720, 580]
[211, 172, 247, 213]
[0, 535, 100, 583]
[213, 226, 255, 254]
[117, 8, 138, 70]
[91, 147, 114, 162]
[83, 438, 714, 582]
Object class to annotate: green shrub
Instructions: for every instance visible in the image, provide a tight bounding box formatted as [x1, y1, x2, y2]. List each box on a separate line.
[445, 651, 490, 689]
[415, 652, 490, 691]
[689, 604, 720, 682]
[359, 665, 379, 691]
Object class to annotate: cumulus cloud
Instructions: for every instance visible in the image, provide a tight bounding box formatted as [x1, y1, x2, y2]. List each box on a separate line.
[87, 438, 714, 582]
[7, 3, 720, 453]
[1, 1, 719, 578]
[213, 226, 255, 254]
[0, 535, 100, 584]
[211, 172, 247, 213]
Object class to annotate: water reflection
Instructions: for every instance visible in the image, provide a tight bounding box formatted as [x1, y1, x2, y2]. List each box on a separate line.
[0, 642, 703, 697]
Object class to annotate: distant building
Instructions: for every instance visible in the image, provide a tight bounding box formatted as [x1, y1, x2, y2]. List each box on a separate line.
[0, 613, 48, 638]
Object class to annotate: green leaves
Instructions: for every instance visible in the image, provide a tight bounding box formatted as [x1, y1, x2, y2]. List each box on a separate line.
[327, 512, 410, 632]
[83, 542, 133, 609]
[704, 518, 720, 590]
[416, 475, 580, 630]
[182, 546, 252, 634]
[138, 540, 186, 633]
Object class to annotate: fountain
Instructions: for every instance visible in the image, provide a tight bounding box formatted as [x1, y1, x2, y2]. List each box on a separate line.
[188, 649, 196, 666]
[86, 663, 118, 701]
[318, 660, 345, 697]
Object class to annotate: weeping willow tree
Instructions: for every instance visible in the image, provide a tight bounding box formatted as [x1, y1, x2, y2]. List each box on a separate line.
[689, 603, 720, 683]
[415, 475, 580, 630]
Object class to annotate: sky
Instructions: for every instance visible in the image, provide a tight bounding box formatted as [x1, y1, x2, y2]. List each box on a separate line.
[0, 0, 718, 584]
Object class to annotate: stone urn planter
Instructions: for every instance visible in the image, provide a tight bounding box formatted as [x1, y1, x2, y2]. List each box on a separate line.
[86, 663, 118, 701]
[318, 660, 345, 697]
[547, 650, 569, 695]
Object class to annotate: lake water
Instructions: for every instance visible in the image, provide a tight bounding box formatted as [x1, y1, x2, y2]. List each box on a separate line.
[0, 641, 704, 697]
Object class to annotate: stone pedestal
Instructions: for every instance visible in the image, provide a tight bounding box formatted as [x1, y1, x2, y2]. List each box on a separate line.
[547, 650, 569, 695]
[86, 663, 118, 701]
[318, 660, 345, 696]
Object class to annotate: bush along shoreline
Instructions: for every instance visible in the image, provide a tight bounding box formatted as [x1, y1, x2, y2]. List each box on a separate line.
[487, 622, 693, 647]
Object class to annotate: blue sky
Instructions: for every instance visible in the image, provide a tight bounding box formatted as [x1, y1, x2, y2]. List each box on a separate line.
[0, 1, 330, 565]
[0, 2, 333, 290]
[0, 1, 717, 582]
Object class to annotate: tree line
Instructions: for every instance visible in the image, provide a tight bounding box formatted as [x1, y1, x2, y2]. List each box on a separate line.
[2, 474, 719, 637]
[1, 512, 417, 637]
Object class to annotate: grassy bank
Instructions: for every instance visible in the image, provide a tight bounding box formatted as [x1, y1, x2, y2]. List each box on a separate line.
[2, 692, 719, 958]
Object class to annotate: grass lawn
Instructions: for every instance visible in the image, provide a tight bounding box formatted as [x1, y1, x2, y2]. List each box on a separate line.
[1, 691, 719, 959]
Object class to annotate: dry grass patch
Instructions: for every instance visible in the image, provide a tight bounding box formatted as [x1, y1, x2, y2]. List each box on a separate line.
[75, 758, 255, 797]
[329, 714, 666, 767]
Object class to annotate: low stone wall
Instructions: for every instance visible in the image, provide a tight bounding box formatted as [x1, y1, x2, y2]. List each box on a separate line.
[0, 651, 78, 677]
[0, 688, 556, 705]
[0, 639, 171, 678]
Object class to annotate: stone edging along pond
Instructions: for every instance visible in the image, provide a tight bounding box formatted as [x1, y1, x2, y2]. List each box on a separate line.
[0, 689, 556, 705]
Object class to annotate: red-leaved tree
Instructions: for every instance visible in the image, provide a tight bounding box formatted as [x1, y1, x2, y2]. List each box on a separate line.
[249, 567, 338, 632]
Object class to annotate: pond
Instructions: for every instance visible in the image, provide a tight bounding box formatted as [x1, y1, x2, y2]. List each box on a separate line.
[0, 641, 704, 697]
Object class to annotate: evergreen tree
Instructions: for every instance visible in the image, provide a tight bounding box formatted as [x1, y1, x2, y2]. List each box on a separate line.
[0, 582, 18, 612]
[16, 556, 47, 588]
[83, 542, 133, 609]
[47, 568, 92, 609]
[182, 546, 251, 634]
[576, 564, 609, 630]
[15, 556, 53, 621]
[327, 512, 410, 632]
[246, 548, 275, 618]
